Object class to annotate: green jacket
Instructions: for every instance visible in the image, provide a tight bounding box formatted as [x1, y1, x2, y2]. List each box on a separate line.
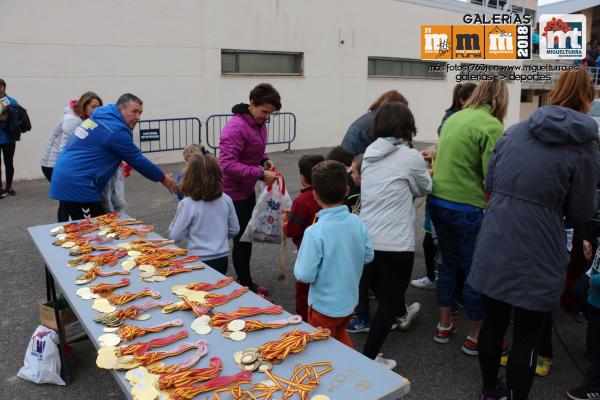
[432, 104, 504, 209]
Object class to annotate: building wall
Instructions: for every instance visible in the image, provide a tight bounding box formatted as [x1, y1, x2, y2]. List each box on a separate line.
[1, 0, 522, 180]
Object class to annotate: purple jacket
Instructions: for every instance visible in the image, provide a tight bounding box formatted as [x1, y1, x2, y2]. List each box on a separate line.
[219, 104, 268, 201]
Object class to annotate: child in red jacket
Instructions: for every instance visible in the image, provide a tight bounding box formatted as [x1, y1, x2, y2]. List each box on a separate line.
[284, 154, 325, 321]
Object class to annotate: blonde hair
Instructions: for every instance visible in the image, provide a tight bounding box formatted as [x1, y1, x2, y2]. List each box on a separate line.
[549, 69, 594, 113]
[463, 78, 509, 123]
[182, 144, 203, 162]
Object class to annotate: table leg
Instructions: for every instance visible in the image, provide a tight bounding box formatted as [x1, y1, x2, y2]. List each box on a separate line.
[45, 264, 71, 384]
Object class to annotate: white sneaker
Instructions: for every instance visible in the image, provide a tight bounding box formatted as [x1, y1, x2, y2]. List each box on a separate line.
[410, 276, 436, 290]
[397, 302, 421, 331]
[374, 353, 397, 370]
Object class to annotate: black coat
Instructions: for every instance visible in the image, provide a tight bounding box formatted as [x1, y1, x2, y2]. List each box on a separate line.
[5, 104, 32, 141]
[468, 105, 600, 311]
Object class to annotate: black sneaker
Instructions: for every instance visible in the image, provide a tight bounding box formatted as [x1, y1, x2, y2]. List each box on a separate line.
[4, 186, 15, 196]
[567, 385, 600, 399]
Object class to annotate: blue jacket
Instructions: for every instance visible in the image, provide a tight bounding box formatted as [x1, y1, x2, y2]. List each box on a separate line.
[294, 205, 374, 317]
[0, 95, 18, 144]
[49, 104, 164, 202]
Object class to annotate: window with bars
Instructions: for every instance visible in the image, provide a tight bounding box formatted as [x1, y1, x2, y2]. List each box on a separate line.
[368, 57, 446, 79]
[221, 50, 303, 75]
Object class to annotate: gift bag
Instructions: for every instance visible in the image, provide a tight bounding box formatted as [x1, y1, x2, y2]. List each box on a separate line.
[241, 173, 292, 244]
[17, 325, 65, 385]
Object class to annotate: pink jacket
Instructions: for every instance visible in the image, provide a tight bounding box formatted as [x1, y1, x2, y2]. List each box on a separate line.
[219, 105, 268, 201]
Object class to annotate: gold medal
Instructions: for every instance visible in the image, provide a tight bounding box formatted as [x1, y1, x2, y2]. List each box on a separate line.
[128, 250, 142, 257]
[310, 395, 331, 400]
[193, 324, 211, 335]
[103, 327, 119, 333]
[107, 233, 117, 238]
[98, 333, 121, 347]
[76, 287, 93, 300]
[139, 271, 155, 279]
[234, 351, 243, 364]
[93, 298, 117, 314]
[230, 331, 247, 341]
[51, 226, 64, 235]
[227, 319, 246, 332]
[96, 346, 118, 369]
[173, 288, 187, 296]
[153, 276, 167, 282]
[122, 260, 137, 270]
[118, 243, 131, 249]
[61, 241, 76, 248]
[136, 313, 152, 321]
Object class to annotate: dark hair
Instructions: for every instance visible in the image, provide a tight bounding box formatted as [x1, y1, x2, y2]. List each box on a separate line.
[180, 154, 222, 201]
[116, 93, 143, 108]
[0, 79, 5, 88]
[448, 82, 476, 110]
[298, 154, 325, 184]
[369, 90, 409, 111]
[372, 102, 417, 143]
[326, 146, 354, 167]
[250, 83, 281, 110]
[311, 160, 348, 205]
[73, 92, 103, 119]
[352, 154, 364, 173]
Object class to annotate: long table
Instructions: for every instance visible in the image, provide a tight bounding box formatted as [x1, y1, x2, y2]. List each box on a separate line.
[28, 217, 410, 399]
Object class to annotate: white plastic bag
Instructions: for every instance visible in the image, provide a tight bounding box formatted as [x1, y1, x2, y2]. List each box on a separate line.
[241, 175, 292, 244]
[17, 325, 65, 385]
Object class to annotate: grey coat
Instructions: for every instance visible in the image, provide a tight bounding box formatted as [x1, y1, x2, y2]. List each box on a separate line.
[468, 105, 600, 312]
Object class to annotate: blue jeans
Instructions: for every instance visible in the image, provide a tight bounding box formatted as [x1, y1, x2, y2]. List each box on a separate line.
[428, 202, 484, 321]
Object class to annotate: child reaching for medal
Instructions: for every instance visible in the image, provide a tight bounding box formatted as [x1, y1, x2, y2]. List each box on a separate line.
[168, 154, 239, 274]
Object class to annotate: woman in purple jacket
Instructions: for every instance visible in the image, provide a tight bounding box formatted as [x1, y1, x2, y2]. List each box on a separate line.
[219, 83, 281, 295]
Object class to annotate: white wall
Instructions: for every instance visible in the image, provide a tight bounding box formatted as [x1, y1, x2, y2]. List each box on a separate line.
[1, 0, 522, 180]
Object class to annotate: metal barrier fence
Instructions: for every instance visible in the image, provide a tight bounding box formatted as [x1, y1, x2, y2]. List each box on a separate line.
[133, 117, 202, 153]
[204, 112, 297, 154]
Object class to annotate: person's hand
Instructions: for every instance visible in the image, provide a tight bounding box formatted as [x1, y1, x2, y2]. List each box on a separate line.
[263, 160, 275, 170]
[263, 170, 277, 185]
[161, 174, 179, 194]
[280, 208, 290, 224]
[421, 149, 433, 162]
[583, 240, 593, 260]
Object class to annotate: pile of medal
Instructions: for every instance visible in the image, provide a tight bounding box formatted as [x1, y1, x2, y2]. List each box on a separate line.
[233, 348, 275, 373]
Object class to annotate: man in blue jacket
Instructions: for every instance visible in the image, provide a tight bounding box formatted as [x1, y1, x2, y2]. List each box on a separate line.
[49, 93, 178, 220]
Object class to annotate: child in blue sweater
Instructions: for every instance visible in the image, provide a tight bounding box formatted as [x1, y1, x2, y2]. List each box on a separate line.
[169, 154, 239, 274]
[294, 160, 374, 347]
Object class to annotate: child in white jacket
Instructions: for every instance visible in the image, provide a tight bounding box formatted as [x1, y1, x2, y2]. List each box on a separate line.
[359, 102, 432, 369]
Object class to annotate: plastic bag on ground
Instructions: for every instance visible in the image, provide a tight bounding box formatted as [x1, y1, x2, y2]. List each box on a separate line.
[17, 325, 65, 385]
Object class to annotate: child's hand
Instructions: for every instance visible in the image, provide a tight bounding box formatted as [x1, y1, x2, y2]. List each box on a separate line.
[280, 208, 290, 224]
[583, 240, 593, 260]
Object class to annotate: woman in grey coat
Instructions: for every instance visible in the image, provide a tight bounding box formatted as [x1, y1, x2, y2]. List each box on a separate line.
[340, 90, 408, 156]
[469, 70, 600, 400]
